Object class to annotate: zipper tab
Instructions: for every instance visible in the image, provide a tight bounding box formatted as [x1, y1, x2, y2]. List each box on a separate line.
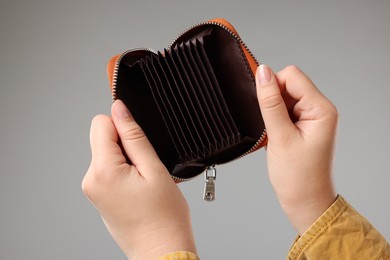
[203, 166, 216, 201]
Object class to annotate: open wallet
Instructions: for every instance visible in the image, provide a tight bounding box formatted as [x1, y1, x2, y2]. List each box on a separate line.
[107, 18, 267, 201]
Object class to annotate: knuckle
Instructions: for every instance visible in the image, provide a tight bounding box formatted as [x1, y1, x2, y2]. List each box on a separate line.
[81, 179, 92, 198]
[121, 121, 147, 141]
[82, 162, 117, 200]
[284, 65, 301, 73]
[86, 162, 108, 182]
[260, 93, 284, 111]
[325, 103, 339, 122]
[81, 169, 96, 199]
[318, 98, 338, 118]
[329, 104, 338, 117]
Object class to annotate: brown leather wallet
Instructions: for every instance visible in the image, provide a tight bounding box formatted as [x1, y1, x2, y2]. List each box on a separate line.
[107, 18, 267, 200]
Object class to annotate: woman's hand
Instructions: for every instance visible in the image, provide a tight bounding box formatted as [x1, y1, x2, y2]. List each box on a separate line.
[82, 100, 196, 260]
[256, 65, 338, 235]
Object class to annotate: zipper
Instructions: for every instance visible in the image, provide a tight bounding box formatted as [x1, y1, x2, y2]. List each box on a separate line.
[203, 166, 217, 202]
[111, 20, 267, 201]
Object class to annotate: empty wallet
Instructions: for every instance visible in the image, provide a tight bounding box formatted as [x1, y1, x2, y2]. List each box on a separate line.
[107, 18, 267, 193]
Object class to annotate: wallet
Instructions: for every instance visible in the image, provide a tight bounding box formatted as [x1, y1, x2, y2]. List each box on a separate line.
[107, 18, 267, 200]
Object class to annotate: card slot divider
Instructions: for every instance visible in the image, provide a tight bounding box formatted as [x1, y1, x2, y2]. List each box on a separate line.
[182, 42, 225, 146]
[196, 39, 240, 140]
[186, 40, 231, 146]
[139, 59, 187, 160]
[156, 51, 201, 159]
[170, 46, 215, 153]
[148, 55, 194, 158]
[176, 43, 220, 151]
[163, 49, 208, 157]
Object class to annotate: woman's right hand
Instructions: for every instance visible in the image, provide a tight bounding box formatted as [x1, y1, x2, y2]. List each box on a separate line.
[255, 65, 338, 235]
[82, 100, 196, 260]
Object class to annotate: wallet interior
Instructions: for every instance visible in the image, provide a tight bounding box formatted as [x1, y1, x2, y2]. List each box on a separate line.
[115, 25, 265, 179]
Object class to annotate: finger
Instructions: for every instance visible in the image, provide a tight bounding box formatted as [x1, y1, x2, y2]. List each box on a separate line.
[256, 64, 295, 140]
[111, 99, 165, 178]
[275, 65, 325, 103]
[84, 115, 129, 199]
[275, 65, 336, 122]
[90, 114, 126, 165]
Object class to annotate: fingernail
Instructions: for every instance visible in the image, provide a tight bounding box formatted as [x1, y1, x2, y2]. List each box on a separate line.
[113, 100, 132, 120]
[257, 64, 271, 85]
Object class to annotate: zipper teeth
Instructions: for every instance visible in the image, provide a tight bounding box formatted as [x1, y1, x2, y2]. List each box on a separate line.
[172, 175, 196, 184]
[111, 47, 157, 101]
[112, 21, 265, 183]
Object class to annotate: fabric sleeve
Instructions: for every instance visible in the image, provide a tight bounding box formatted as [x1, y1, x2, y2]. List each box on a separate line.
[287, 195, 390, 260]
[158, 251, 200, 260]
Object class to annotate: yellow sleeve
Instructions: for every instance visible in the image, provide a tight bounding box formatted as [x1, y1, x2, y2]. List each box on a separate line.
[158, 251, 200, 260]
[288, 195, 390, 260]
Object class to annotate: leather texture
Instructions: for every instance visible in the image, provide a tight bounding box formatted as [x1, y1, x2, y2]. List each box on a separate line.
[107, 19, 266, 180]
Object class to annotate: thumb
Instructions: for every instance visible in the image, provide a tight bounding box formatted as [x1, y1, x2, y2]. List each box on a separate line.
[256, 64, 295, 141]
[111, 99, 166, 177]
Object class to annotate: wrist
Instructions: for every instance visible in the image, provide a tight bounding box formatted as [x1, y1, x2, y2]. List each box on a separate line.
[268, 161, 337, 235]
[278, 186, 337, 235]
[125, 224, 197, 260]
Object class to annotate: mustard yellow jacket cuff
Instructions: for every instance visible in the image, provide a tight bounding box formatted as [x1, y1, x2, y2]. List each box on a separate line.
[158, 251, 199, 260]
[288, 195, 390, 259]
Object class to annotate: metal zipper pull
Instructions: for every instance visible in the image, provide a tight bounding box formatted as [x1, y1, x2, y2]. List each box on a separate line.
[203, 166, 216, 201]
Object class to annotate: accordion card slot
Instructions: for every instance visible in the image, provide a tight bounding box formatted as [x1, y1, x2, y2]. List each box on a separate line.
[162, 48, 210, 153]
[176, 43, 226, 146]
[141, 53, 217, 161]
[191, 39, 239, 140]
[151, 55, 200, 159]
[189, 40, 227, 130]
[170, 46, 218, 148]
[172, 43, 220, 147]
[139, 58, 191, 161]
[142, 57, 198, 162]
[190, 39, 239, 145]
[156, 51, 206, 158]
[181, 41, 231, 143]
[117, 59, 180, 172]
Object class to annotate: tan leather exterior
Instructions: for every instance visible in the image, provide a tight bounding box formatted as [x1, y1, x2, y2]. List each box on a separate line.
[107, 54, 121, 90]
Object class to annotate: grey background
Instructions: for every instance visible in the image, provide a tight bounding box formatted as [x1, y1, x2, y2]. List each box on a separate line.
[1, 0, 389, 259]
